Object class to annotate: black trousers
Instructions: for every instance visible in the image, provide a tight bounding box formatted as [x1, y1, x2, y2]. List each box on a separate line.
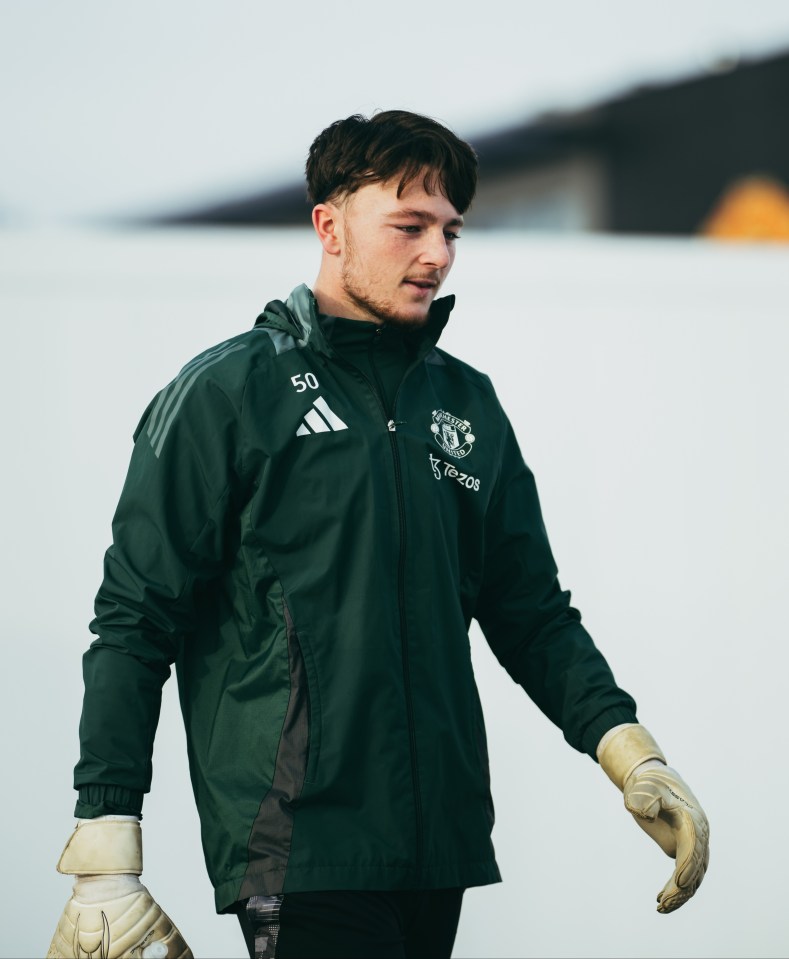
[236, 888, 465, 959]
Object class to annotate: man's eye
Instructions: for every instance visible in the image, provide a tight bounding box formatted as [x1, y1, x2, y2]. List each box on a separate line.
[445, 231, 461, 241]
[397, 225, 421, 233]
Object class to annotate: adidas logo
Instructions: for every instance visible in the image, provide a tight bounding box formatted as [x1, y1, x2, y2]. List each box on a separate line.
[296, 396, 349, 436]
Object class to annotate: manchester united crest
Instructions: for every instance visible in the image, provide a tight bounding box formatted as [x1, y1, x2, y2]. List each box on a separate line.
[430, 409, 476, 459]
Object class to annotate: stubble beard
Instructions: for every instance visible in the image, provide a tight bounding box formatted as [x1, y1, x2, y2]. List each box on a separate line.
[340, 229, 434, 329]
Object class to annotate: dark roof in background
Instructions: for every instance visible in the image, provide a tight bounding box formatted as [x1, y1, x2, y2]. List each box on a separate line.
[598, 48, 789, 233]
[147, 47, 789, 233]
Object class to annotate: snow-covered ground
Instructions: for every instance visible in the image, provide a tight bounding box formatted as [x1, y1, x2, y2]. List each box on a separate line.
[2, 226, 787, 958]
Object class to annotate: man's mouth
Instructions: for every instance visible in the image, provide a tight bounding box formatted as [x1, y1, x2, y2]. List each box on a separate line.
[403, 278, 438, 290]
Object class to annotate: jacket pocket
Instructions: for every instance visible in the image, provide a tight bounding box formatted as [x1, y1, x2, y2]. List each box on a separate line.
[283, 602, 322, 786]
[471, 685, 495, 830]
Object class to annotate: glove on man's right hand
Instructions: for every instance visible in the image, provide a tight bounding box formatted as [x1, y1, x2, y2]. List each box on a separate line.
[47, 819, 193, 959]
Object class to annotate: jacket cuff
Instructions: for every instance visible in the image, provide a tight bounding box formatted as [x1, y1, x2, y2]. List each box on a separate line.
[74, 784, 144, 819]
[580, 706, 639, 760]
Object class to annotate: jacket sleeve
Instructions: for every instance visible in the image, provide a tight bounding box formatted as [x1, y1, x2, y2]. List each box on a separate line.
[74, 367, 245, 818]
[474, 414, 638, 759]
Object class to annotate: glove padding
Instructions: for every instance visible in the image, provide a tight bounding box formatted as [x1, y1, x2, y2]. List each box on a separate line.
[598, 724, 710, 913]
[48, 819, 193, 958]
[48, 875, 192, 958]
[624, 763, 710, 913]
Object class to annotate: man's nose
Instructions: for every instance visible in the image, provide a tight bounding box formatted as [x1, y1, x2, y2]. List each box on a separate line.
[420, 230, 451, 269]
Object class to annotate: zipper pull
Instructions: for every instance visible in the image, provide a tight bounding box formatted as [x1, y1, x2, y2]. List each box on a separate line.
[387, 420, 405, 432]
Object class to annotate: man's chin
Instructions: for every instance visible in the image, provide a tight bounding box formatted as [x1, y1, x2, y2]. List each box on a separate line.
[385, 310, 431, 329]
[364, 302, 431, 328]
[343, 286, 433, 327]
[383, 296, 434, 328]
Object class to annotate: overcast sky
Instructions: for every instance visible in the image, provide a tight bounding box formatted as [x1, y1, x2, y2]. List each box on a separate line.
[3, 0, 789, 224]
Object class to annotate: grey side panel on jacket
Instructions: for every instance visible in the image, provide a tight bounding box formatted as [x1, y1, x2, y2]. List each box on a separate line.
[239, 602, 310, 900]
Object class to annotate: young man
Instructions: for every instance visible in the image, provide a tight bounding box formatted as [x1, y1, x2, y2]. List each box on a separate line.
[49, 111, 709, 959]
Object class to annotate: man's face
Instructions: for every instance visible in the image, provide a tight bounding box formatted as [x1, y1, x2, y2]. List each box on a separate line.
[333, 174, 463, 327]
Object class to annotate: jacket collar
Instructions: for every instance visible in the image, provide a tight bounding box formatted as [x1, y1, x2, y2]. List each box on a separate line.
[254, 284, 455, 359]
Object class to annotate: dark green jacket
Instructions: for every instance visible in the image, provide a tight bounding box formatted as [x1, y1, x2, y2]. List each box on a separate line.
[75, 285, 637, 912]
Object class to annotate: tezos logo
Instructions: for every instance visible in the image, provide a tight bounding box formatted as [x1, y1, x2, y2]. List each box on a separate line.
[430, 410, 475, 459]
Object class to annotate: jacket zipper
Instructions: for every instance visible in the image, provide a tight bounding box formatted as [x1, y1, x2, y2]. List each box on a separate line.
[368, 330, 425, 873]
[332, 332, 425, 872]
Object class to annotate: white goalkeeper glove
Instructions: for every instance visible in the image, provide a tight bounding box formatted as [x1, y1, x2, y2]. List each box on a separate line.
[48, 817, 193, 958]
[597, 724, 710, 913]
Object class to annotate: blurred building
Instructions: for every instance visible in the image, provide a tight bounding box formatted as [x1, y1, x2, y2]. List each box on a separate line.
[154, 48, 789, 238]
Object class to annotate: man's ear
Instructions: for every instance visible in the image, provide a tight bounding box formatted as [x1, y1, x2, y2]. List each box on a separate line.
[312, 203, 342, 255]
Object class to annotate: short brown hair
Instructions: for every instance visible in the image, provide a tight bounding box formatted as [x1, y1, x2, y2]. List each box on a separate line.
[306, 110, 478, 214]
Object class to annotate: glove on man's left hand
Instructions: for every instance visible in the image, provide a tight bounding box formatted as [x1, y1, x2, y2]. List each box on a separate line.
[598, 724, 710, 914]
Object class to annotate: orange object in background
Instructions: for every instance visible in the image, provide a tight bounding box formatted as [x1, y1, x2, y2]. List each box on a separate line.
[701, 175, 789, 241]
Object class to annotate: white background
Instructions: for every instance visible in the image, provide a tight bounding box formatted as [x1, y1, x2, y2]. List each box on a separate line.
[1, 227, 787, 957]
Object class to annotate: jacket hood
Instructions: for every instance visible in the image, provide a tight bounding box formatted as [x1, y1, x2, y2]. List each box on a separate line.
[254, 284, 455, 358]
